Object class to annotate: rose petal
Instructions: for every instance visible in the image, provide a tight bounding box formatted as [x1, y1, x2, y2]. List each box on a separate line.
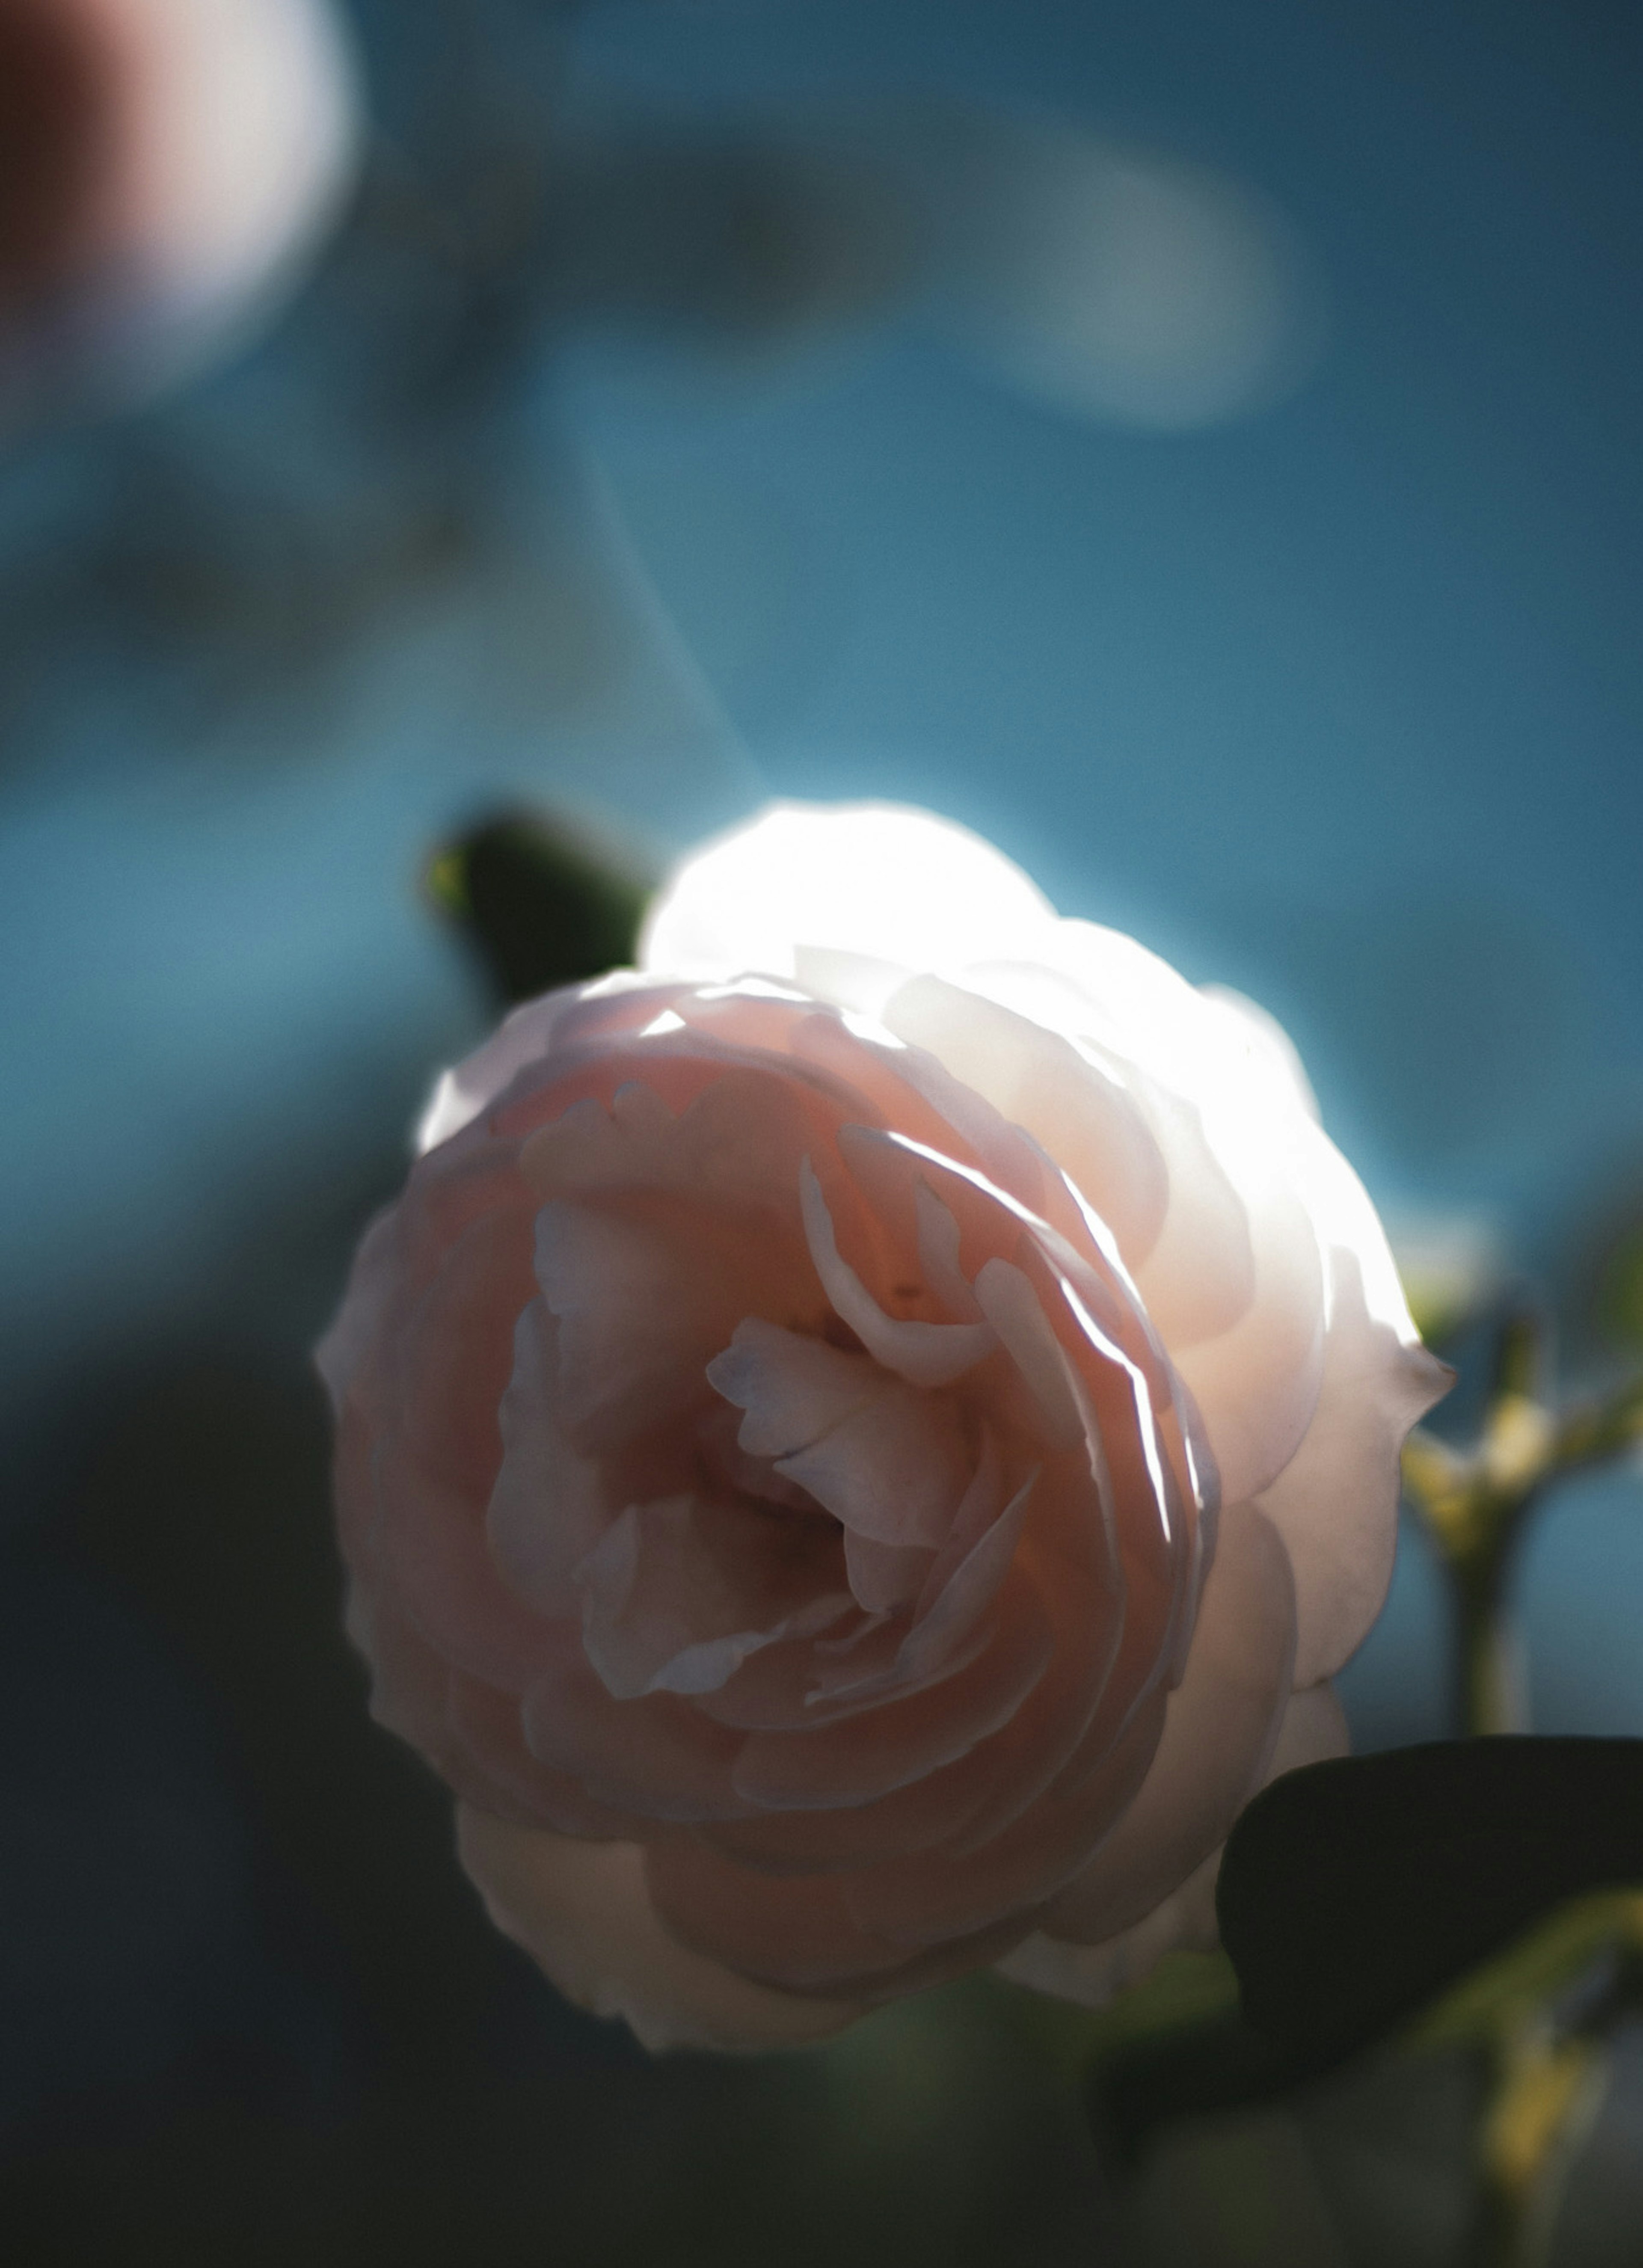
[520, 1071, 812, 1217]
[772, 1387, 970, 1553]
[639, 802, 1057, 988]
[644, 1841, 928, 1992]
[393, 1203, 538, 1500]
[315, 1205, 399, 1409]
[959, 934, 1333, 1503]
[644, 1838, 1035, 1998]
[994, 1854, 1221, 2010]
[883, 974, 1170, 1269]
[521, 1638, 759, 1825]
[447, 1672, 639, 1839]
[371, 1434, 557, 1690]
[1038, 1500, 1297, 1946]
[458, 1810, 860, 2051]
[798, 1160, 997, 1387]
[706, 1319, 878, 1457]
[1264, 1678, 1351, 1781]
[485, 1298, 614, 1618]
[1166, 1186, 1326, 1507]
[684, 1611, 977, 1734]
[997, 1677, 1349, 2010]
[939, 951, 1259, 1340]
[573, 1492, 853, 1700]
[534, 1197, 801, 1456]
[417, 989, 582, 1152]
[913, 1181, 984, 1319]
[730, 1575, 1055, 1810]
[839, 1685, 1167, 1945]
[708, 1315, 975, 1551]
[972, 1257, 1087, 1451]
[842, 1530, 933, 1614]
[1254, 1252, 1451, 1684]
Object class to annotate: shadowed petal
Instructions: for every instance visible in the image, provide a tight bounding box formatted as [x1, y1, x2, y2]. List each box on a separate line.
[574, 1492, 852, 1699]
[459, 1812, 861, 2051]
[800, 1160, 996, 1387]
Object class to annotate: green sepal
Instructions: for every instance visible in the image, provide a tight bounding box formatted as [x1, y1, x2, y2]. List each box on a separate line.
[426, 808, 654, 1005]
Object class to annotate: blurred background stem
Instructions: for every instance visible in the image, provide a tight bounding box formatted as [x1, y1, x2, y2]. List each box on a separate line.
[1397, 1304, 1643, 2261]
[1453, 1561, 1528, 1742]
[1405, 1303, 1643, 1743]
[1403, 1307, 1553, 1740]
[1472, 2015, 1611, 2268]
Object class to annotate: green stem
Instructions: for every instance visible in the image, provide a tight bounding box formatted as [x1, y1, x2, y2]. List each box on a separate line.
[1453, 1560, 1528, 1740]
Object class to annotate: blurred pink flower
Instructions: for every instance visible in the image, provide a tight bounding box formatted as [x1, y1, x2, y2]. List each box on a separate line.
[0, 0, 356, 425]
[320, 803, 1447, 2048]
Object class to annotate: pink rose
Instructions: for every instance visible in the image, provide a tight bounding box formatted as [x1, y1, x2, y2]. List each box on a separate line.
[0, 0, 356, 426]
[320, 803, 1447, 2048]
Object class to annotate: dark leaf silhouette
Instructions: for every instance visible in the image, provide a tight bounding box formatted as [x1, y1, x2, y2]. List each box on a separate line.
[1218, 1739, 1643, 2069]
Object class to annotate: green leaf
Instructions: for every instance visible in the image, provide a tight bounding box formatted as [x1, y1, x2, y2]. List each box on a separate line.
[1217, 1739, 1643, 2071]
[426, 809, 654, 1005]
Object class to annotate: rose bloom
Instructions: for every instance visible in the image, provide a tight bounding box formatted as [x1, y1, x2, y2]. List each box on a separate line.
[320, 803, 1447, 2049]
[0, 0, 356, 425]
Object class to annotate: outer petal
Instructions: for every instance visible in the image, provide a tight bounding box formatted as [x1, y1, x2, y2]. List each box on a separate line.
[457, 1809, 860, 2052]
[1255, 1123, 1453, 1684]
[1037, 1500, 1296, 1948]
[1266, 1678, 1352, 1778]
[314, 1204, 399, 1409]
[520, 1642, 757, 1825]
[997, 1678, 1347, 2010]
[416, 980, 645, 1152]
[880, 975, 1170, 1269]
[643, 1834, 1033, 2000]
[639, 803, 1057, 986]
[948, 943, 1329, 1504]
[1166, 1212, 1323, 1509]
[996, 1854, 1221, 2010]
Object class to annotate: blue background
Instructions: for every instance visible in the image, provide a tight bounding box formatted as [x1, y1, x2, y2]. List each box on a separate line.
[6, 0, 1642, 1741]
